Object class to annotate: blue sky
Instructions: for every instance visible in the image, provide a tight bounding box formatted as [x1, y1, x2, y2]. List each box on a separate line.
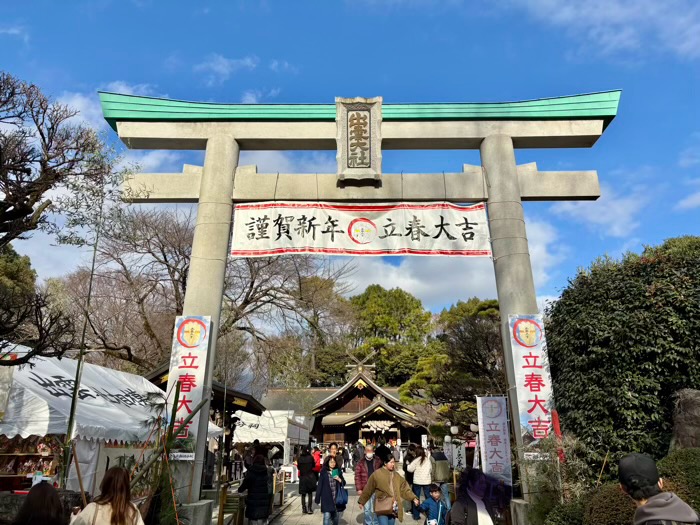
[2, 0, 699, 312]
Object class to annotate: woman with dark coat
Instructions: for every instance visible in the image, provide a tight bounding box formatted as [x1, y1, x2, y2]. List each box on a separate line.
[297, 447, 318, 514]
[238, 455, 273, 525]
[315, 456, 346, 525]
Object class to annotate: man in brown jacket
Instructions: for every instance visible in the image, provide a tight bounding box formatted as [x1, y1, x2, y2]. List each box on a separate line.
[356, 444, 384, 525]
[358, 456, 419, 524]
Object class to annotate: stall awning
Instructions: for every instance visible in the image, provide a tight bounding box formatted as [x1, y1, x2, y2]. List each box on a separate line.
[0, 355, 222, 443]
[232, 410, 310, 446]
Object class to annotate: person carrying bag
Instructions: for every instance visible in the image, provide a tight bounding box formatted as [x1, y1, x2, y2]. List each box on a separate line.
[358, 455, 419, 525]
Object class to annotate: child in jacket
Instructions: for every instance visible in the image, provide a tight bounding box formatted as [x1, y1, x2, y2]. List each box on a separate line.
[417, 484, 448, 525]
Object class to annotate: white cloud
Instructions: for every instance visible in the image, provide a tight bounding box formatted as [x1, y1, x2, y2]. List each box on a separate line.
[269, 60, 298, 74]
[194, 54, 259, 86]
[12, 231, 88, 280]
[240, 88, 281, 104]
[103, 81, 162, 97]
[57, 92, 107, 130]
[509, 0, 700, 59]
[0, 26, 29, 44]
[551, 183, 649, 238]
[676, 179, 700, 210]
[345, 216, 564, 312]
[122, 150, 184, 173]
[355, 0, 700, 59]
[58, 80, 165, 131]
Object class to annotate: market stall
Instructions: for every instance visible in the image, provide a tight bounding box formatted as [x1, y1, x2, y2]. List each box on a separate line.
[232, 410, 310, 480]
[0, 355, 221, 494]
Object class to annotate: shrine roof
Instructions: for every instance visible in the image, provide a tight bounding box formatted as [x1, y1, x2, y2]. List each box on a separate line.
[261, 386, 402, 413]
[322, 397, 423, 428]
[99, 91, 621, 132]
[311, 372, 406, 414]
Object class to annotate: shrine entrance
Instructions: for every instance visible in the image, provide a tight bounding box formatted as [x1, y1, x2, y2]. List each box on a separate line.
[99, 90, 620, 508]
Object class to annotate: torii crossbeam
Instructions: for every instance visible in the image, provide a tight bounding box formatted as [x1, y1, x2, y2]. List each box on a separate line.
[100, 90, 620, 510]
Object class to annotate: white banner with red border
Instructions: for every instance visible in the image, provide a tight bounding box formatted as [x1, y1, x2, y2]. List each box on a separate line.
[509, 314, 555, 443]
[165, 316, 211, 448]
[477, 396, 513, 486]
[230, 201, 491, 257]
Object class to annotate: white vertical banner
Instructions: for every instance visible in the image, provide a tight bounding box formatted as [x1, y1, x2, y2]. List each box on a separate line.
[477, 396, 512, 485]
[509, 314, 554, 443]
[165, 316, 211, 454]
[451, 443, 465, 470]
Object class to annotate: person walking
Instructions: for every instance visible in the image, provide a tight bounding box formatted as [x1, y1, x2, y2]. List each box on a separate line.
[353, 442, 364, 469]
[244, 439, 261, 470]
[297, 447, 318, 515]
[313, 446, 323, 478]
[618, 452, 699, 525]
[315, 456, 347, 525]
[430, 447, 452, 511]
[73, 467, 144, 525]
[403, 444, 416, 485]
[416, 484, 448, 525]
[342, 445, 351, 473]
[407, 446, 433, 520]
[12, 481, 65, 525]
[238, 455, 273, 525]
[327, 442, 345, 470]
[358, 455, 419, 525]
[403, 443, 417, 518]
[356, 444, 384, 525]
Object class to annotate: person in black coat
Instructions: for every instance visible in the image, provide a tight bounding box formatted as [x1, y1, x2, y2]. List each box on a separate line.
[297, 447, 318, 515]
[238, 455, 272, 525]
[315, 456, 346, 525]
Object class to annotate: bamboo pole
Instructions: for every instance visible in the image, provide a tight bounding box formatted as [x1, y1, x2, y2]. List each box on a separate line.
[596, 451, 610, 489]
[71, 442, 88, 507]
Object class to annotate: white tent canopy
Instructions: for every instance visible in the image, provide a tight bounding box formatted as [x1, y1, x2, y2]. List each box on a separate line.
[233, 410, 310, 446]
[0, 355, 221, 443]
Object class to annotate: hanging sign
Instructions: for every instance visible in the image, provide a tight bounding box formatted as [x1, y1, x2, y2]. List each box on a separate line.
[477, 396, 512, 485]
[231, 201, 491, 257]
[509, 314, 554, 443]
[165, 316, 211, 452]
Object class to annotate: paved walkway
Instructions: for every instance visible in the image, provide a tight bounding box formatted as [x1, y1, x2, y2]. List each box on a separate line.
[270, 471, 366, 525]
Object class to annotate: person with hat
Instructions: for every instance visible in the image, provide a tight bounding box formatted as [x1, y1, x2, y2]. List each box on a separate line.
[618, 452, 699, 525]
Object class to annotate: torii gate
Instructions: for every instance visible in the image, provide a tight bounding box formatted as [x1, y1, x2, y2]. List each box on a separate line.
[99, 90, 620, 510]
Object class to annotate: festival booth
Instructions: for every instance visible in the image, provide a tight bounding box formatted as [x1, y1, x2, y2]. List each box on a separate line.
[0, 355, 222, 494]
[232, 410, 310, 482]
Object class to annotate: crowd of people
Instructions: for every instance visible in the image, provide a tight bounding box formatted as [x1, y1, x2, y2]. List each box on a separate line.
[6, 442, 698, 525]
[295, 442, 700, 525]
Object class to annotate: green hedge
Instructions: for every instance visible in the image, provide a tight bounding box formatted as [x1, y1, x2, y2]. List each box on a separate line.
[583, 483, 636, 525]
[544, 499, 584, 525]
[658, 448, 700, 510]
[541, 448, 700, 525]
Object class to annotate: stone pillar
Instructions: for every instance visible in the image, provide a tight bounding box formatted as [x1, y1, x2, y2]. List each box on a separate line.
[480, 134, 538, 499]
[182, 135, 239, 502]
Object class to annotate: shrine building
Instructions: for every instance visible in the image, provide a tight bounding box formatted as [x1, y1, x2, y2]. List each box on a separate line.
[261, 365, 427, 446]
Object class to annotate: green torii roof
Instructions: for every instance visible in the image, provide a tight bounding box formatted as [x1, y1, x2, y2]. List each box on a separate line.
[99, 90, 621, 132]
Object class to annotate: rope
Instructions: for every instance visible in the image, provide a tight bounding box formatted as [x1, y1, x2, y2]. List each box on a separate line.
[130, 421, 159, 479]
